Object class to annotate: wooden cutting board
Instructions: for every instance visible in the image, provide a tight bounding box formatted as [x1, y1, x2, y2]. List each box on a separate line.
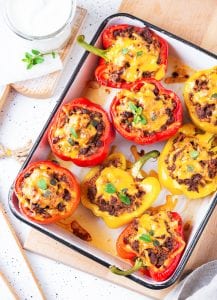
[24, 1, 217, 299]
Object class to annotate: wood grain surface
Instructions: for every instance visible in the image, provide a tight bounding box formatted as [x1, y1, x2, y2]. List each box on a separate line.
[24, 1, 217, 299]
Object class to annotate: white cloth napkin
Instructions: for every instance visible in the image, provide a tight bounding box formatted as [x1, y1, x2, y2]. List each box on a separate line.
[165, 260, 217, 300]
[0, 1, 63, 85]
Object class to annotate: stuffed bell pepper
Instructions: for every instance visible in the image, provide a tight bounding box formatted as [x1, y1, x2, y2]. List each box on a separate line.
[48, 98, 115, 167]
[15, 161, 80, 224]
[110, 79, 182, 145]
[77, 24, 168, 88]
[183, 66, 217, 133]
[81, 150, 161, 228]
[110, 210, 185, 281]
[158, 123, 217, 199]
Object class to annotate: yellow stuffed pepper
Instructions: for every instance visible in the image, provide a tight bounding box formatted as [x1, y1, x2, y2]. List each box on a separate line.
[81, 150, 161, 228]
[183, 66, 217, 133]
[158, 124, 217, 199]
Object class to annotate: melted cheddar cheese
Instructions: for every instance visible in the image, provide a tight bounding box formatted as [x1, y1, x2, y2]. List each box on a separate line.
[166, 129, 217, 191]
[106, 30, 165, 82]
[114, 82, 176, 133]
[184, 66, 217, 130]
[51, 107, 103, 158]
[19, 165, 75, 222]
[127, 211, 185, 269]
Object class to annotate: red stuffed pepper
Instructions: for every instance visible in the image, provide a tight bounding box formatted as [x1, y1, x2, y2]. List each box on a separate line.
[77, 24, 168, 88]
[110, 210, 185, 281]
[48, 98, 115, 167]
[110, 79, 182, 145]
[15, 161, 80, 224]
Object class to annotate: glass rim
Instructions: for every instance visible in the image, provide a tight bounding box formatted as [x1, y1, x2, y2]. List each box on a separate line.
[4, 0, 77, 41]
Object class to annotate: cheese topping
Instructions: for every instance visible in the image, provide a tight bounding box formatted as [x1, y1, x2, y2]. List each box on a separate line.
[19, 165, 75, 221]
[184, 67, 217, 125]
[165, 129, 217, 192]
[106, 29, 165, 82]
[51, 106, 104, 158]
[126, 211, 185, 269]
[114, 82, 176, 134]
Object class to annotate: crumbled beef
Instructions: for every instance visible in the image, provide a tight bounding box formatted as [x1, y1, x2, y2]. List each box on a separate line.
[139, 28, 153, 44]
[53, 137, 60, 144]
[196, 103, 215, 119]
[164, 237, 173, 251]
[62, 189, 71, 201]
[153, 86, 159, 96]
[131, 240, 139, 252]
[113, 26, 135, 39]
[57, 202, 65, 212]
[177, 173, 203, 192]
[121, 111, 134, 118]
[193, 78, 209, 92]
[24, 172, 31, 178]
[87, 186, 97, 202]
[208, 158, 217, 178]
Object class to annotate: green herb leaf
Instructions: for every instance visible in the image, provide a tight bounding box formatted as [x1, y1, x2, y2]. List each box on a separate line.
[25, 52, 33, 59]
[149, 230, 154, 236]
[136, 51, 143, 57]
[70, 127, 78, 139]
[104, 183, 116, 194]
[139, 234, 152, 242]
[22, 49, 57, 69]
[68, 137, 75, 146]
[119, 191, 131, 205]
[27, 63, 33, 69]
[133, 114, 142, 124]
[31, 49, 40, 55]
[211, 93, 217, 99]
[33, 57, 44, 65]
[190, 150, 199, 159]
[140, 115, 147, 125]
[122, 48, 129, 55]
[153, 239, 160, 247]
[129, 102, 138, 114]
[37, 178, 47, 190]
[187, 165, 194, 172]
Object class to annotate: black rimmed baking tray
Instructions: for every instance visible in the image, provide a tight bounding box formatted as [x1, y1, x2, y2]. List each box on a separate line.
[8, 13, 217, 290]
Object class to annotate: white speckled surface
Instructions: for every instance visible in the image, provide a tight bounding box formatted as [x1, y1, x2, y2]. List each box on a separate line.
[0, 0, 151, 299]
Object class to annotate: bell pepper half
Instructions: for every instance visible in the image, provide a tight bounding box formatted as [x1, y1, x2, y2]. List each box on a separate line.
[158, 123, 217, 199]
[48, 98, 115, 167]
[77, 24, 168, 88]
[110, 79, 182, 145]
[110, 210, 185, 281]
[81, 150, 161, 228]
[183, 66, 217, 133]
[14, 161, 80, 224]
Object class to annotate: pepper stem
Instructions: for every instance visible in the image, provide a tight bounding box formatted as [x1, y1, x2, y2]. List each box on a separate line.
[109, 258, 144, 276]
[131, 150, 160, 179]
[77, 35, 108, 61]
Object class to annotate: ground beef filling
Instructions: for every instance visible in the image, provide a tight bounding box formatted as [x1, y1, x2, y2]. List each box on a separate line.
[189, 75, 217, 124]
[165, 132, 217, 192]
[87, 185, 145, 217]
[109, 27, 161, 83]
[123, 218, 175, 269]
[53, 107, 104, 157]
[21, 170, 72, 218]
